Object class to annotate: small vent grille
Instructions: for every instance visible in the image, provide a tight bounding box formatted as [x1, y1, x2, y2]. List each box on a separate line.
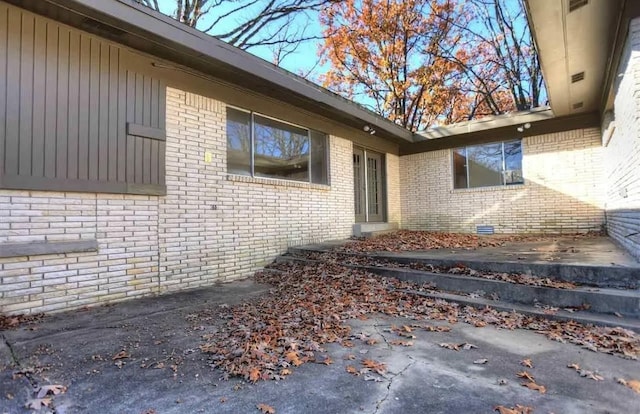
[476, 225, 495, 235]
[572, 102, 584, 110]
[571, 71, 585, 83]
[569, 0, 588, 12]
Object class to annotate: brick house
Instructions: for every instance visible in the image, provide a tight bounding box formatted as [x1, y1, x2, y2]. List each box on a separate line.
[0, 0, 638, 314]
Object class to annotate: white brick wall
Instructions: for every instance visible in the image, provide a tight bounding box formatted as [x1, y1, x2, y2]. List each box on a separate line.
[158, 88, 353, 291]
[0, 87, 357, 314]
[400, 128, 605, 234]
[603, 17, 640, 259]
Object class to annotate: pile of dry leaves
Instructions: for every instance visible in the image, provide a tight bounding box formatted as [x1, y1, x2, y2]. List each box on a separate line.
[340, 230, 597, 253]
[297, 250, 577, 289]
[199, 261, 639, 382]
[0, 313, 44, 330]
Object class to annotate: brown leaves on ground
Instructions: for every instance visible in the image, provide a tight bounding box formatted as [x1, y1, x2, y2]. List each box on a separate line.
[520, 359, 533, 368]
[300, 250, 577, 290]
[521, 381, 546, 394]
[0, 313, 45, 330]
[341, 231, 552, 253]
[516, 371, 534, 382]
[617, 378, 640, 394]
[36, 384, 67, 399]
[362, 359, 386, 375]
[567, 363, 604, 381]
[198, 260, 640, 382]
[256, 403, 275, 413]
[494, 405, 533, 414]
[112, 350, 130, 360]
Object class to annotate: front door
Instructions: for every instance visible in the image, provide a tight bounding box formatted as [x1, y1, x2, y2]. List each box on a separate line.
[353, 147, 385, 223]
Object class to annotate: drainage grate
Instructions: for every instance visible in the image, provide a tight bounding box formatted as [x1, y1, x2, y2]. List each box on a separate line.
[476, 225, 495, 235]
[571, 71, 585, 83]
[569, 0, 588, 12]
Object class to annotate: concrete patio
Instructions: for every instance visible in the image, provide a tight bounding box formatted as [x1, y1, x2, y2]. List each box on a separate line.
[1, 276, 640, 413]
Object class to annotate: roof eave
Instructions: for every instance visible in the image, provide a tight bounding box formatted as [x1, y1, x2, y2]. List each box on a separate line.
[12, 0, 414, 144]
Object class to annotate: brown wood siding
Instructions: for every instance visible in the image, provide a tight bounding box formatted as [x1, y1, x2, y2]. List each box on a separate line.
[0, 4, 166, 194]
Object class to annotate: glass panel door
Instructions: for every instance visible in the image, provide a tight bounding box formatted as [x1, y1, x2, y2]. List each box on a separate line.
[353, 147, 385, 223]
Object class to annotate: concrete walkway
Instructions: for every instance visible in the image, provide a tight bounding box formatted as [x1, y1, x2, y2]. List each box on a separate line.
[2, 279, 640, 413]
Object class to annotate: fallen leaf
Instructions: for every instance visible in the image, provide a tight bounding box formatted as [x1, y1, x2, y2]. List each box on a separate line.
[440, 343, 461, 351]
[516, 371, 534, 382]
[389, 340, 414, 347]
[249, 367, 261, 382]
[522, 381, 546, 394]
[462, 343, 477, 350]
[346, 365, 359, 376]
[36, 384, 67, 399]
[365, 339, 378, 346]
[285, 351, 302, 367]
[112, 350, 130, 360]
[567, 363, 580, 370]
[220, 397, 227, 403]
[25, 398, 52, 410]
[257, 403, 275, 414]
[617, 378, 640, 394]
[520, 359, 533, 368]
[362, 359, 386, 375]
[343, 354, 356, 360]
[494, 405, 533, 414]
[473, 359, 488, 365]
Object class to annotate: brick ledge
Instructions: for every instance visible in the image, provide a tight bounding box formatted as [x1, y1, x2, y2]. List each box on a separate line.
[226, 174, 331, 190]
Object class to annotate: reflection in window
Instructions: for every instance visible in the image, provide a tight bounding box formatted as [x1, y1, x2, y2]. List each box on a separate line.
[226, 108, 251, 175]
[225, 108, 329, 185]
[453, 140, 523, 189]
[254, 115, 309, 181]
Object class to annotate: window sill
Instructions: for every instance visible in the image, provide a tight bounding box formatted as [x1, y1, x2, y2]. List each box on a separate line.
[0, 240, 98, 258]
[226, 174, 331, 190]
[450, 183, 525, 193]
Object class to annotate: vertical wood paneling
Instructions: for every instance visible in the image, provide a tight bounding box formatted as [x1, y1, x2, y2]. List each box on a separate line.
[0, 5, 7, 176]
[134, 73, 144, 183]
[108, 46, 118, 181]
[117, 57, 127, 182]
[88, 37, 100, 181]
[56, 26, 70, 179]
[67, 30, 80, 180]
[98, 42, 109, 181]
[43, 21, 58, 179]
[18, 13, 34, 176]
[1, 4, 166, 193]
[126, 70, 135, 183]
[4, 7, 21, 176]
[31, 16, 47, 178]
[77, 33, 90, 180]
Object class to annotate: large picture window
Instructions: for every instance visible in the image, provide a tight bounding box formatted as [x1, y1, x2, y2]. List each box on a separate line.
[226, 107, 328, 184]
[453, 140, 523, 189]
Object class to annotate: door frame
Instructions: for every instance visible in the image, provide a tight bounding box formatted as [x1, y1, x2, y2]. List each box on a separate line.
[353, 146, 387, 223]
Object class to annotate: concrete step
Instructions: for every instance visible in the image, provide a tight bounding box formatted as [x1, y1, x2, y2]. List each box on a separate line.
[352, 222, 399, 238]
[277, 252, 640, 323]
[288, 244, 640, 289]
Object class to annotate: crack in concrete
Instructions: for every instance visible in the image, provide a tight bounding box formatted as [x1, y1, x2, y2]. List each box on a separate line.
[2, 332, 59, 414]
[373, 357, 415, 414]
[373, 321, 393, 350]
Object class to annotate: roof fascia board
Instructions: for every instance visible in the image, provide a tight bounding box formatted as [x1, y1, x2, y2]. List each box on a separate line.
[401, 111, 600, 155]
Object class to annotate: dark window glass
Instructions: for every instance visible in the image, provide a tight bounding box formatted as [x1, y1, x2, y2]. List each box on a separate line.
[453, 140, 523, 189]
[226, 108, 251, 175]
[453, 148, 468, 189]
[467, 142, 503, 188]
[310, 130, 328, 185]
[253, 115, 309, 181]
[504, 141, 524, 185]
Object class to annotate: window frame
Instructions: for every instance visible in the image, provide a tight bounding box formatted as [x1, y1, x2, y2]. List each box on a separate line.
[225, 105, 329, 185]
[452, 139, 524, 190]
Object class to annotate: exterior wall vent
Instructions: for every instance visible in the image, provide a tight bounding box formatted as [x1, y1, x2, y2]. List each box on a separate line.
[571, 71, 585, 83]
[476, 225, 495, 235]
[569, 0, 588, 12]
[572, 102, 584, 110]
